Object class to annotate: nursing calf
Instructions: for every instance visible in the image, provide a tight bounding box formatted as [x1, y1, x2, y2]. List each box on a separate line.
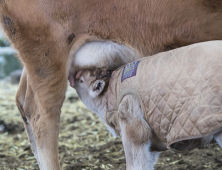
[1, 0, 222, 169]
[74, 41, 222, 170]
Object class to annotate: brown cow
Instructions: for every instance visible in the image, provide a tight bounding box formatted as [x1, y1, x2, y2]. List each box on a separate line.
[0, 0, 222, 169]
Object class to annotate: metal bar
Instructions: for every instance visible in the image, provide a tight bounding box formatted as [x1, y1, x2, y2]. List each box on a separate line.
[0, 47, 17, 55]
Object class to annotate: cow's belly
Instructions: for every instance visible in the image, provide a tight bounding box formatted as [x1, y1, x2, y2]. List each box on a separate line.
[73, 41, 141, 69]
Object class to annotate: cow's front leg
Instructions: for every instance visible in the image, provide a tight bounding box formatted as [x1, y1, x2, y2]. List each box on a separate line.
[15, 62, 67, 170]
[118, 95, 160, 170]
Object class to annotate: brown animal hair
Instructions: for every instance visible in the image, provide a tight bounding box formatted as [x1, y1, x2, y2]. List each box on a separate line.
[89, 68, 113, 80]
[1, 0, 222, 169]
[87, 68, 113, 95]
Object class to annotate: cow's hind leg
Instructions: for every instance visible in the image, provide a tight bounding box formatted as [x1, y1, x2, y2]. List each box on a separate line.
[15, 61, 67, 170]
[16, 69, 41, 167]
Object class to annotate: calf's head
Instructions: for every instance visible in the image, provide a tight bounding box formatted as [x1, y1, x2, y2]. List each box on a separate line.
[74, 69, 112, 113]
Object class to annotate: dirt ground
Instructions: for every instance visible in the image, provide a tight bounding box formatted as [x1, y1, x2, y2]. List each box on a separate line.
[1, 80, 222, 170]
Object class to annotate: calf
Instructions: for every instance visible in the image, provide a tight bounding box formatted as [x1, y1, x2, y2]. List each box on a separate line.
[74, 41, 222, 170]
[1, 0, 222, 169]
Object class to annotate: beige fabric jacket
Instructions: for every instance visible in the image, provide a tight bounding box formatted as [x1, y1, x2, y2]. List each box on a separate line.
[105, 41, 222, 150]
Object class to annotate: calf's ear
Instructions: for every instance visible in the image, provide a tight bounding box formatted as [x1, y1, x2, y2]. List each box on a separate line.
[90, 80, 105, 98]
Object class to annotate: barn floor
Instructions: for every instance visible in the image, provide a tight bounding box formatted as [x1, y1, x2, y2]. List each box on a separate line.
[1, 80, 222, 170]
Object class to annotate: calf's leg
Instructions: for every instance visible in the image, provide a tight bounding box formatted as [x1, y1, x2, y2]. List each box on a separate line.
[214, 130, 222, 148]
[118, 95, 160, 170]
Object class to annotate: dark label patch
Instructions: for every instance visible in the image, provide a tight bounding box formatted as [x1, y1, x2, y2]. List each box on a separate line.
[121, 61, 140, 82]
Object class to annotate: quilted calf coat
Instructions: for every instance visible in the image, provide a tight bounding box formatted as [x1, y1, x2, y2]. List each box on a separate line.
[105, 41, 222, 151]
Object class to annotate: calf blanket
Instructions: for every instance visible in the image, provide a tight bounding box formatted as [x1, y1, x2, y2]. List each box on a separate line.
[105, 41, 222, 150]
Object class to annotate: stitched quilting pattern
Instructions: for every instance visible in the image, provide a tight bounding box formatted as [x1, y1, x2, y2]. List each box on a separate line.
[106, 41, 222, 146]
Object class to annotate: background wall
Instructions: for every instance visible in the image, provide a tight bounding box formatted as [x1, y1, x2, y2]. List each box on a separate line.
[0, 31, 22, 79]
